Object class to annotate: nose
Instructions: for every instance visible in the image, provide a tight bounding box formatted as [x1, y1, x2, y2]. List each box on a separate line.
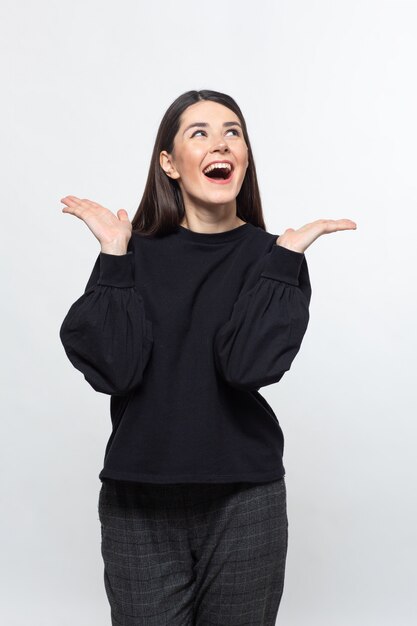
[210, 140, 230, 154]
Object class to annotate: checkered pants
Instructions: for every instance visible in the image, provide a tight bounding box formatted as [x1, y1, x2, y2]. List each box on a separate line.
[98, 477, 288, 625]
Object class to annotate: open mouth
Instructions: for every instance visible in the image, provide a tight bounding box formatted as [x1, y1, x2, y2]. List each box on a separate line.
[202, 163, 234, 182]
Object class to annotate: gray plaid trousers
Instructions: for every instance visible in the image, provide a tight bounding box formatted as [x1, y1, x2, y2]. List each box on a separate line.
[98, 476, 288, 625]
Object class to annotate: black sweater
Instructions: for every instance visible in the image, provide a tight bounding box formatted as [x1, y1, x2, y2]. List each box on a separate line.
[59, 222, 312, 484]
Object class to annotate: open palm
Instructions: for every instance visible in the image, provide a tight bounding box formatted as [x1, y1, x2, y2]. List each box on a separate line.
[60, 195, 132, 251]
[276, 218, 357, 254]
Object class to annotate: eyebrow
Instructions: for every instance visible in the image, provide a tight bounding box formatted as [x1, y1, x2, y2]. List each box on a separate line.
[183, 121, 242, 135]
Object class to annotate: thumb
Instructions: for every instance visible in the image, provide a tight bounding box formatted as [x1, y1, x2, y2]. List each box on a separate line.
[117, 209, 130, 221]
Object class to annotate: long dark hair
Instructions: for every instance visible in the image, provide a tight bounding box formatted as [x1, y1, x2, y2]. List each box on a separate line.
[131, 89, 267, 237]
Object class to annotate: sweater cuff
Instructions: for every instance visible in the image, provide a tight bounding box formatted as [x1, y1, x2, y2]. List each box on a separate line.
[97, 251, 134, 287]
[261, 244, 305, 286]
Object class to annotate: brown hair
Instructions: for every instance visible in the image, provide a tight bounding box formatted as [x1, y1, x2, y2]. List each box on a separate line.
[131, 89, 267, 237]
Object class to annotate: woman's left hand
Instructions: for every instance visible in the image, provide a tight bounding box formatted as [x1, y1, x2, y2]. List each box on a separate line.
[276, 218, 357, 254]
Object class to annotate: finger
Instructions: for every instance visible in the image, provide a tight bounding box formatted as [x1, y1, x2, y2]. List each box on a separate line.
[61, 202, 85, 218]
[337, 218, 357, 229]
[323, 219, 357, 232]
[60, 196, 94, 218]
[61, 196, 105, 220]
[61, 196, 100, 208]
[60, 195, 82, 204]
[117, 209, 130, 221]
[60, 196, 84, 214]
[81, 198, 102, 208]
[307, 218, 356, 233]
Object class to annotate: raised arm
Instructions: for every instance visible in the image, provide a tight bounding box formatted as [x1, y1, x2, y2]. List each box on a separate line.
[213, 217, 357, 391]
[60, 250, 153, 395]
[213, 243, 311, 392]
[59, 195, 153, 395]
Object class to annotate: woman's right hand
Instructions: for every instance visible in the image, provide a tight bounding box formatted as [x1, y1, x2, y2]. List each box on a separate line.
[60, 195, 132, 255]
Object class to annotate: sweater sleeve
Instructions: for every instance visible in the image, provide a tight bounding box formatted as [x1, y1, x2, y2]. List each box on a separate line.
[213, 243, 311, 392]
[59, 248, 154, 396]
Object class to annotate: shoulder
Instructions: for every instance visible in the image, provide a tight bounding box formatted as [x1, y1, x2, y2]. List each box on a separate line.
[246, 223, 279, 251]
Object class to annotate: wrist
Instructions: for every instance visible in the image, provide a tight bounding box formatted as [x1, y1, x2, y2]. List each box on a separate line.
[100, 242, 128, 256]
[275, 243, 304, 254]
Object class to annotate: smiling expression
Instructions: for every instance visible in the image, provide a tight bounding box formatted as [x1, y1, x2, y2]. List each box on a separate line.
[160, 100, 249, 212]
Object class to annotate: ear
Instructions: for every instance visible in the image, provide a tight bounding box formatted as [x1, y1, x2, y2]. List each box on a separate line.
[160, 150, 180, 180]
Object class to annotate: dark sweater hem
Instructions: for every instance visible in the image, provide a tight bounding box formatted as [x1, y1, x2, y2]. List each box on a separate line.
[98, 466, 285, 484]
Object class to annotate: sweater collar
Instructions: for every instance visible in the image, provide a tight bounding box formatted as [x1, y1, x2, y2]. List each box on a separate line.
[176, 222, 252, 244]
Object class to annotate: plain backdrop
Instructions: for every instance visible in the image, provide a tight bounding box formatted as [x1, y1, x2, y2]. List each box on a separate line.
[1, 0, 416, 624]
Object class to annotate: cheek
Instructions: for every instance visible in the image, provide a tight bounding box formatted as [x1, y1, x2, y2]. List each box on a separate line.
[181, 151, 204, 179]
[237, 150, 249, 173]
[235, 144, 248, 163]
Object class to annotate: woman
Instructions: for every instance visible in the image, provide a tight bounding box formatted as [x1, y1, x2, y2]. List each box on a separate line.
[59, 89, 356, 625]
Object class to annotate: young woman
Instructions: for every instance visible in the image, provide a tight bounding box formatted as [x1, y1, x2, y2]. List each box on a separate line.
[59, 89, 356, 626]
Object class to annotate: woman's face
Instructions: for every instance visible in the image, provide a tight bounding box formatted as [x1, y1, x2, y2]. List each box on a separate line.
[160, 100, 249, 213]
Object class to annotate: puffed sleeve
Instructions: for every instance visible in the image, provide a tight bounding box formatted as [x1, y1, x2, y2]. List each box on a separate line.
[59, 242, 154, 396]
[213, 243, 311, 392]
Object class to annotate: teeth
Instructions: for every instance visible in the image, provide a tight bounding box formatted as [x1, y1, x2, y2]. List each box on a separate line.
[203, 162, 232, 175]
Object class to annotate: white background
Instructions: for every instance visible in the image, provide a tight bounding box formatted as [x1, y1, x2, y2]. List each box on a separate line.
[1, 1, 416, 624]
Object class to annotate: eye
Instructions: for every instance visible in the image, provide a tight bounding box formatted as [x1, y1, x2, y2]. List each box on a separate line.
[190, 128, 241, 138]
